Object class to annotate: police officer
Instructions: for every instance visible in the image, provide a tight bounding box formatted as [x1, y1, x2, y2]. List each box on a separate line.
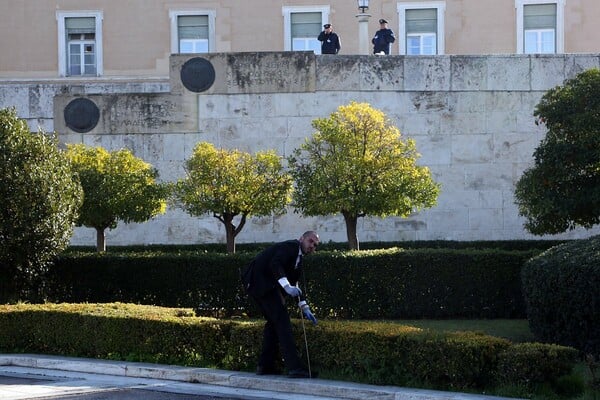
[318, 23, 341, 54]
[372, 18, 395, 55]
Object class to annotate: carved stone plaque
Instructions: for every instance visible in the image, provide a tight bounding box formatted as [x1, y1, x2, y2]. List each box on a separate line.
[64, 98, 100, 133]
[180, 57, 216, 92]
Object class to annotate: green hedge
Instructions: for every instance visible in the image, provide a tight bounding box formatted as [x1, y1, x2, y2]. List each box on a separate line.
[37, 248, 538, 319]
[0, 303, 578, 392]
[64, 240, 564, 253]
[522, 235, 600, 356]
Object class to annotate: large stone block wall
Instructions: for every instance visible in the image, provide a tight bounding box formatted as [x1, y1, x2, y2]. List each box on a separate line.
[2, 52, 600, 245]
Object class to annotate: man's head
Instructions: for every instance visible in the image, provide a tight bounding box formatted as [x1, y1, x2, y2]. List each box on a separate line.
[299, 231, 320, 255]
[323, 23, 332, 32]
[379, 18, 388, 27]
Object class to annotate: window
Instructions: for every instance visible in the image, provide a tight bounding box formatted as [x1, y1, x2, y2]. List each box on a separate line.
[282, 6, 330, 53]
[397, 2, 445, 55]
[57, 11, 103, 77]
[516, 0, 564, 54]
[169, 10, 216, 54]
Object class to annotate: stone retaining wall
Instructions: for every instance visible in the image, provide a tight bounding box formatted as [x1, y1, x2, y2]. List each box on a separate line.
[2, 52, 599, 245]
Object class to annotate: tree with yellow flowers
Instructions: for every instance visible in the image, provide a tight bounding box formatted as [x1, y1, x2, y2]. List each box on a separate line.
[66, 144, 169, 252]
[174, 142, 293, 253]
[288, 102, 440, 250]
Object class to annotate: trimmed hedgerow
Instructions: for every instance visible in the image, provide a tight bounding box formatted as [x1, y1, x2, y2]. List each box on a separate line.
[30, 247, 538, 320]
[0, 303, 577, 393]
[521, 235, 600, 356]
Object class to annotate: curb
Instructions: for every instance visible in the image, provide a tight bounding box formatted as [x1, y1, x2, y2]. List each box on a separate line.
[0, 354, 522, 400]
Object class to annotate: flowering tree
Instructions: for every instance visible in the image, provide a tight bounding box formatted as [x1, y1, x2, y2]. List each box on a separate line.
[66, 144, 168, 251]
[289, 102, 440, 250]
[174, 142, 293, 253]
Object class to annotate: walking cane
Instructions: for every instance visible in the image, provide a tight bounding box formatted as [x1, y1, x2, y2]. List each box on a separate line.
[297, 296, 313, 378]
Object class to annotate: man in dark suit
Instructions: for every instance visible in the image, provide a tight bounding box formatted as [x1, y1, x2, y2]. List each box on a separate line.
[241, 231, 320, 378]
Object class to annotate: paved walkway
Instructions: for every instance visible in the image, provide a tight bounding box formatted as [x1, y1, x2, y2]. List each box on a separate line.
[0, 354, 521, 400]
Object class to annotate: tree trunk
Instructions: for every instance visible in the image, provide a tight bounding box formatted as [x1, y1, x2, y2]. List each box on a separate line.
[215, 213, 247, 254]
[225, 215, 236, 254]
[225, 223, 235, 253]
[96, 227, 106, 252]
[342, 211, 359, 250]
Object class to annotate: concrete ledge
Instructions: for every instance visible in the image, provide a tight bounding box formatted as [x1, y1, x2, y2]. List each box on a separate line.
[0, 354, 522, 400]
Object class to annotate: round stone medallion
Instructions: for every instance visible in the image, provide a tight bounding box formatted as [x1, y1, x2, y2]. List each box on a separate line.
[180, 57, 216, 92]
[64, 98, 100, 133]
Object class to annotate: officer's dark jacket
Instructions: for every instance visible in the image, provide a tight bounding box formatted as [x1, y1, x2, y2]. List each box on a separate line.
[241, 239, 305, 300]
[317, 31, 341, 54]
[372, 28, 396, 54]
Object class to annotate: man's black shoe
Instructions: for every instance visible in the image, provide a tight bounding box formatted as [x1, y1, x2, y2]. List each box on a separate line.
[256, 366, 282, 375]
[287, 369, 318, 378]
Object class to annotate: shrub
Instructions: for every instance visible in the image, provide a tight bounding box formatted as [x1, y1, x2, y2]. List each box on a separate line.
[0, 108, 82, 301]
[495, 342, 579, 387]
[0, 303, 579, 394]
[40, 248, 536, 319]
[521, 235, 600, 356]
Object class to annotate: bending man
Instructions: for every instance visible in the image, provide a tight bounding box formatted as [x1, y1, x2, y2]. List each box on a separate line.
[241, 231, 319, 378]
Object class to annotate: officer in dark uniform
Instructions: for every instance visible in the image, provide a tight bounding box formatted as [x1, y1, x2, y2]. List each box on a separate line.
[372, 18, 396, 54]
[241, 231, 319, 378]
[317, 23, 341, 54]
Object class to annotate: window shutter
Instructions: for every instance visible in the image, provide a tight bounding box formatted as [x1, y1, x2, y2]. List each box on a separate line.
[65, 17, 95, 35]
[178, 15, 209, 39]
[291, 12, 321, 37]
[406, 8, 437, 34]
[524, 3, 556, 30]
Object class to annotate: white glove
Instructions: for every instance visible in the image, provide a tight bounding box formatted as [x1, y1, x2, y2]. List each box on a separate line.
[284, 284, 302, 297]
[278, 277, 302, 297]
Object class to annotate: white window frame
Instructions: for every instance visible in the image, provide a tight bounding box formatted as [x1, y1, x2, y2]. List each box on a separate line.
[282, 6, 330, 51]
[169, 10, 216, 54]
[407, 32, 437, 55]
[397, 1, 446, 55]
[515, 0, 565, 54]
[57, 11, 103, 77]
[525, 28, 556, 53]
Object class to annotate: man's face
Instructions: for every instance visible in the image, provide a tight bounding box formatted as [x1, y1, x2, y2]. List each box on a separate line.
[300, 233, 320, 255]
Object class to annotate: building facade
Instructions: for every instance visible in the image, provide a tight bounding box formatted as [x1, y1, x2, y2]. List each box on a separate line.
[1, 1, 600, 80]
[1, 1, 599, 246]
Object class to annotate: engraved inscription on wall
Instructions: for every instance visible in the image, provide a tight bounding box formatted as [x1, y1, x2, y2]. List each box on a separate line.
[225, 52, 316, 94]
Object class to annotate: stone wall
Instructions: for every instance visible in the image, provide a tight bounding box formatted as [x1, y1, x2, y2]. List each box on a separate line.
[2, 52, 600, 245]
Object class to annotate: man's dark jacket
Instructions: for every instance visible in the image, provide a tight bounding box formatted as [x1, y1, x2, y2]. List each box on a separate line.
[241, 239, 305, 300]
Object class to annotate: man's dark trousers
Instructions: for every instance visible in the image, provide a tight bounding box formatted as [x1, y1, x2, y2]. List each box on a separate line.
[253, 288, 303, 371]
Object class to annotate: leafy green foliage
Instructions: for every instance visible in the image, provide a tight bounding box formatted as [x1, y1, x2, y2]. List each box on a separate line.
[65, 144, 168, 252]
[0, 107, 82, 300]
[174, 142, 293, 253]
[495, 343, 579, 388]
[521, 235, 600, 357]
[515, 68, 600, 234]
[43, 247, 534, 319]
[0, 303, 579, 395]
[288, 102, 440, 249]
